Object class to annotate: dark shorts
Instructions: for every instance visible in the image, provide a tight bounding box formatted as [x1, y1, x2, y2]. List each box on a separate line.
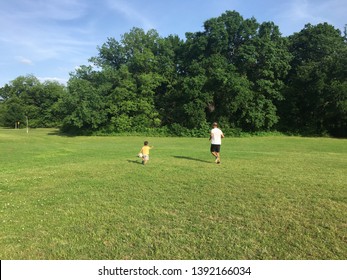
[210, 144, 221, 153]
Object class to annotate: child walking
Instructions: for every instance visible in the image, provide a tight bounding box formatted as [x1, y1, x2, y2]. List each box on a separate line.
[139, 141, 154, 165]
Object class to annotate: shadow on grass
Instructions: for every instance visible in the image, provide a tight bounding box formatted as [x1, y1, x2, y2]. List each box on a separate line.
[173, 156, 211, 164]
[127, 159, 143, 165]
[47, 131, 92, 137]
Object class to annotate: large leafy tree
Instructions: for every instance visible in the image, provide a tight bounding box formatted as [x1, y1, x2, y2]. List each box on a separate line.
[282, 23, 347, 136]
[173, 11, 291, 131]
[62, 28, 172, 133]
[235, 21, 292, 130]
[0, 96, 25, 128]
[59, 66, 108, 132]
[0, 75, 65, 128]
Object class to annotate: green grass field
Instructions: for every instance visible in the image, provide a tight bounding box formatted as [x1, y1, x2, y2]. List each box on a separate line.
[0, 128, 346, 260]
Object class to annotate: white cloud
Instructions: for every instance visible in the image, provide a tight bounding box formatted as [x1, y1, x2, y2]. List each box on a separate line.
[287, 0, 325, 22]
[2, 0, 88, 21]
[0, 0, 99, 87]
[0, 0, 99, 68]
[16, 56, 33, 65]
[275, 0, 347, 35]
[105, 0, 155, 31]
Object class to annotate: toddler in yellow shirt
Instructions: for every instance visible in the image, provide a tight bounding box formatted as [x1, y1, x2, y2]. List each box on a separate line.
[139, 141, 153, 165]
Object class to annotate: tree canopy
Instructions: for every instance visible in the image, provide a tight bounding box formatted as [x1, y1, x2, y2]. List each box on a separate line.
[1, 11, 346, 137]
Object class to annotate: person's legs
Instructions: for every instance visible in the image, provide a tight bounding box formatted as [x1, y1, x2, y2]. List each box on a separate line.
[142, 155, 149, 165]
[215, 152, 220, 163]
[211, 145, 217, 158]
[211, 145, 221, 163]
[211, 151, 218, 158]
[214, 145, 221, 163]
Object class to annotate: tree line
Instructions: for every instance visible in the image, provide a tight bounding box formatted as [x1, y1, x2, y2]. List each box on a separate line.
[1, 11, 346, 137]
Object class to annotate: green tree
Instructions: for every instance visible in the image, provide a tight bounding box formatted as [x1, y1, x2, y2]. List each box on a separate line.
[178, 11, 291, 131]
[233, 21, 291, 130]
[0, 96, 25, 127]
[87, 28, 177, 133]
[0, 75, 65, 128]
[282, 23, 347, 136]
[60, 66, 108, 133]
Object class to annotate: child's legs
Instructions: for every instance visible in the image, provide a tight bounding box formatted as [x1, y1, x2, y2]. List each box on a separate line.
[142, 155, 149, 164]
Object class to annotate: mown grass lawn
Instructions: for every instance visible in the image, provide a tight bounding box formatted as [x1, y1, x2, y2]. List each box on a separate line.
[0, 128, 346, 259]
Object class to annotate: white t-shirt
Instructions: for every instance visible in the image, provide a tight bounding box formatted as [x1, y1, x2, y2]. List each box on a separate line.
[211, 127, 223, 145]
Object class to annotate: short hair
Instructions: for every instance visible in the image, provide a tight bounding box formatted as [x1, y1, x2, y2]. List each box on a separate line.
[144, 141, 149, 145]
[213, 122, 218, 127]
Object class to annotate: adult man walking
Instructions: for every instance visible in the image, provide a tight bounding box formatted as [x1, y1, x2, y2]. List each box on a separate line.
[209, 122, 224, 164]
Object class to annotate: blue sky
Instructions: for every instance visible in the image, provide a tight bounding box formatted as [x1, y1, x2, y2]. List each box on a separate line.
[0, 0, 345, 87]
